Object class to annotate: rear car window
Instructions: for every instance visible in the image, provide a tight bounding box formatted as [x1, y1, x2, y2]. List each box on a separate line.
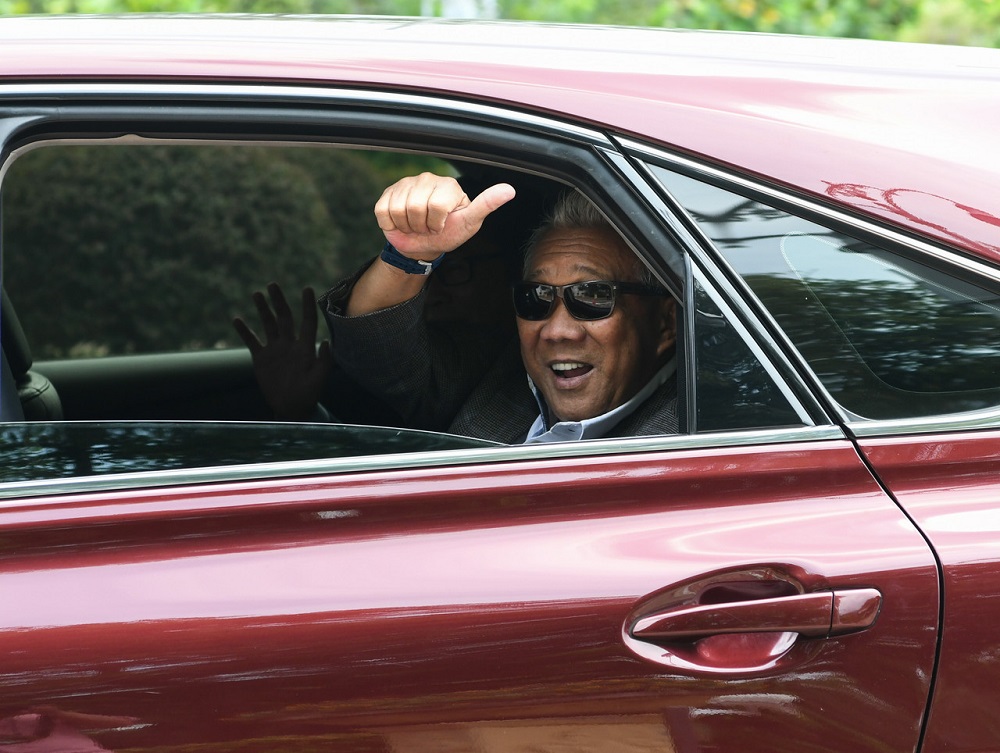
[652, 166, 1000, 421]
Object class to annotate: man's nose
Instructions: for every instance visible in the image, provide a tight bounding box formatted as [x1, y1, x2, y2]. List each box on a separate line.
[539, 297, 587, 340]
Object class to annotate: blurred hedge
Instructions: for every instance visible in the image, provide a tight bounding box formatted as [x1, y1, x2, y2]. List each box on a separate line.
[2, 145, 397, 357]
[4, 0, 998, 47]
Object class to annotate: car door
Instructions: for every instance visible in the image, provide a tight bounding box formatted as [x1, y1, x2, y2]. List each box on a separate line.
[857, 430, 1000, 753]
[1, 86, 940, 753]
[0, 427, 937, 753]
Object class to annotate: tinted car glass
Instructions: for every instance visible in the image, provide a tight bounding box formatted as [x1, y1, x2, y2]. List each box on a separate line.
[653, 166, 1000, 421]
[0, 422, 499, 484]
[691, 276, 805, 432]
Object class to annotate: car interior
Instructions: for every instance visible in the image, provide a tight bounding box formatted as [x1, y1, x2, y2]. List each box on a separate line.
[1, 290, 62, 422]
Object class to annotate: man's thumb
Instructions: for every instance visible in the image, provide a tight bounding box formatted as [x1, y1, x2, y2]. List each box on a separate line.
[466, 183, 516, 224]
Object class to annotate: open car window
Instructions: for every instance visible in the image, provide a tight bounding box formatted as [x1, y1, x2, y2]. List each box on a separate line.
[2, 144, 439, 360]
[1, 131, 815, 492]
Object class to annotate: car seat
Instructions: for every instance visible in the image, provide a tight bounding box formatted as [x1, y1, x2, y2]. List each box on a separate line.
[1, 348, 24, 421]
[1, 289, 63, 420]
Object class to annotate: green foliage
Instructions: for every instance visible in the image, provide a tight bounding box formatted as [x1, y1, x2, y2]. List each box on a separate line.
[1, 0, 997, 46]
[896, 0, 1000, 46]
[0, 0, 421, 12]
[497, 0, 921, 40]
[2, 144, 393, 356]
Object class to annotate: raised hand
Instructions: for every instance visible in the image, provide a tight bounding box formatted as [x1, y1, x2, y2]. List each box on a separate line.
[346, 173, 517, 318]
[375, 172, 516, 259]
[233, 283, 332, 421]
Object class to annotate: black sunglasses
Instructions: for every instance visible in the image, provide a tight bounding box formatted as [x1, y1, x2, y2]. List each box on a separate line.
[512, 280, 670, 321]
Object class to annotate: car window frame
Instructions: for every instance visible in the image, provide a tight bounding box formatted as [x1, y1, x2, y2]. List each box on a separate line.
[0, 82, 833, 501]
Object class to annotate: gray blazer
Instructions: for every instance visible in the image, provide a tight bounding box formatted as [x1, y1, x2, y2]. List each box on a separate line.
[321, 280, 679, 444]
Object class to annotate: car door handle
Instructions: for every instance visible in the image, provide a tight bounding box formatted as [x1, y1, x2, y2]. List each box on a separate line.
[630, 588, 882, 642]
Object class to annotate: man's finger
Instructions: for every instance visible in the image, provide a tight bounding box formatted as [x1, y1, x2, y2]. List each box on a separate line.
[267, 282, 295, 340]
[385, 182, 415, 234]
[232, 317, 263, 355]
[300, 286, 319, 341]
[376, 174, 468, 236]
[463, 183, 516, 229]
[252, 290, 280, 342]
[425, 180, 469, 233]
[374, 185, 400, 234]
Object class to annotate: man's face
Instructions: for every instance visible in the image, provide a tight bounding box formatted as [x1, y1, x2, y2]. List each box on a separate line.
[516, 227, 676, 424]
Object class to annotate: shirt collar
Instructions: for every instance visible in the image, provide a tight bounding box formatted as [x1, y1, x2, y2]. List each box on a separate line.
[523, 355, 677, 444]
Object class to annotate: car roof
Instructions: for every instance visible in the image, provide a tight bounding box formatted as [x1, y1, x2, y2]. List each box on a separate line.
[2, 14, 999, 262]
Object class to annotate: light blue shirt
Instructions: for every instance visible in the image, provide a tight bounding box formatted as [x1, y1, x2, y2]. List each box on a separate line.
[523, 356, 677, 444]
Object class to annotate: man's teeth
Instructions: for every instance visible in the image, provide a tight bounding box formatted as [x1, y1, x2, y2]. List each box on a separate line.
[552, 362, 586, 371]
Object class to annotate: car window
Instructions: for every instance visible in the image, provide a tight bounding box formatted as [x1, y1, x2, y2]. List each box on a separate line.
[0, 142, 556, 434]
[0, 421, 498, 484]
[652, 166, 1000, 421]
[691, 274, 806, 432]
[1, 135, 817, 468]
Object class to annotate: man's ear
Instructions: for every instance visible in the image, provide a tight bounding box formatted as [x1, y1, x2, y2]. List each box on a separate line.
[654, 297, 677, 358]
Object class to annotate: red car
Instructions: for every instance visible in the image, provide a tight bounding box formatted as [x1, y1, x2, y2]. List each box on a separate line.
[1, 15, 999, 753]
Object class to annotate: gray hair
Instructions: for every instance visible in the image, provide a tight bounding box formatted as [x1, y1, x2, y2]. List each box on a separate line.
[522, 191, 658, 286]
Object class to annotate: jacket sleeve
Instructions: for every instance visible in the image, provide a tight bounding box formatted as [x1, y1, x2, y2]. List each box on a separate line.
[319, 266, 505, 432]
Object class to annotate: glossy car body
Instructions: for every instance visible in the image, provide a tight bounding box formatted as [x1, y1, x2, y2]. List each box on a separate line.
[1, 15, 999, 753]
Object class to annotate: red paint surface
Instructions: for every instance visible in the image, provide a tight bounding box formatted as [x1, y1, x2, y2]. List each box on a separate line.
[1, 443, 938, 751]
[860, 431, 1000, 753]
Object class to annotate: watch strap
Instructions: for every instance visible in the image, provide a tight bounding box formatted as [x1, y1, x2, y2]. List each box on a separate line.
[379, 242, 445, 276]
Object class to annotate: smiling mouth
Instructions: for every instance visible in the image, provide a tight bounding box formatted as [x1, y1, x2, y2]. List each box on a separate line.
[551, 361, 593, 380]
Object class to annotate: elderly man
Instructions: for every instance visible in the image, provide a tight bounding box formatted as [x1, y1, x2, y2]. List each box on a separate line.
[320, 172, 679, 443]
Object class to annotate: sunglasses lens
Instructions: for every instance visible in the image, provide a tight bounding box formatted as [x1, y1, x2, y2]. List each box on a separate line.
[514, 281, 618, 320]
[565, 281, 615, 320]
[513, 283, 556, 320]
